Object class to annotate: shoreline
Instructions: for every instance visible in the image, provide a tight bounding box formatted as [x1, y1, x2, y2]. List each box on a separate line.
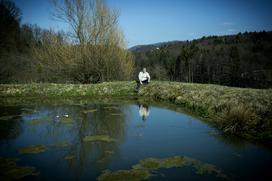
[0, 81, 271, 142]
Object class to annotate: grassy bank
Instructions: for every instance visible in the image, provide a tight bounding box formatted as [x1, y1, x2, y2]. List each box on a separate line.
[0, 81, 271, 141]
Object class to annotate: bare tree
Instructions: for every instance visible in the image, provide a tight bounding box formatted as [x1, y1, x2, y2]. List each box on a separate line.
[50, 0, 134, 83]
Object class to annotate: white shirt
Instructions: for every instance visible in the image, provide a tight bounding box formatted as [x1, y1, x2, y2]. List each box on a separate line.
[138, 71, 150, 82]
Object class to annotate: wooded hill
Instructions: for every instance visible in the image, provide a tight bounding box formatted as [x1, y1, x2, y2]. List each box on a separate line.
[131, 31, 272, 88]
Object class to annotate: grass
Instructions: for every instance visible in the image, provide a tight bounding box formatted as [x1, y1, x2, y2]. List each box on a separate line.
[0, 81, 271, 141]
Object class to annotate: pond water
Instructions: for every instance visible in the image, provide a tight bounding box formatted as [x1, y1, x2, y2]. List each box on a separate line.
[0, 98, 271, 181]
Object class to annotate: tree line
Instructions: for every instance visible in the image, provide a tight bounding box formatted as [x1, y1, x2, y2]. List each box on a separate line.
[1, 0, 271, 88]
[0, 0, 134, 84]
[132, 31, 272, 88]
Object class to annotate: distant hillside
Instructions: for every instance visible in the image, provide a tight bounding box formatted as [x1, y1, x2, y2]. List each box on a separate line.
[129, 41, 183, 52]
[131, 31, 272, 88]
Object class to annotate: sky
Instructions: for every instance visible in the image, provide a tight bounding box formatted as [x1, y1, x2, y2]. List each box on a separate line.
[12, 0, 272, 47]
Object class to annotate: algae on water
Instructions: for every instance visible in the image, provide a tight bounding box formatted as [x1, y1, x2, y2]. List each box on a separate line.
[97, 169, 151, 181]
[97, 155, 229, 181]
[0, 157, 39, 181]
[111, 113, 122, 116]
[82, 109, 97, 114]
[104, 106, 119, 110]
[18, 145, 47, 154]
[49, 141, 72, 148]
[83, 135, 116, 142]
[105, 150, 114, 154]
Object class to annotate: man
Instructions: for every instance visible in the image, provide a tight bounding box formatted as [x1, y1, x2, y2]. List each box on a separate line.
[135, 67, 150, 91]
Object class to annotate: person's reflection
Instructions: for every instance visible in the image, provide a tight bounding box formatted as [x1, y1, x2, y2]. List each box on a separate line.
[139, 104, 150, 121]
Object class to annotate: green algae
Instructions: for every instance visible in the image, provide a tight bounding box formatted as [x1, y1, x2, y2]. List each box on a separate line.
[82, 109, 97, 114]
[49, 141, 72, 148]
[111, 113, 122, 116]
[64, 155, 75, 160]
[104, 106, 119, 110]
[134, 158, 161, 170]
[0, 157, 39, 181]
[83, 135, 116, 142]
[97, 169, 151, 181]
[105, 150, 114, 154]
[18, 145, 47, 154]
[132, 156, 185, 170]
[97, 156, 229, 181]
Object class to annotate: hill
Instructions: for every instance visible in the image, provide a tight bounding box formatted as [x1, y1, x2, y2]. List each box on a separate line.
[130, 31, 272, 88]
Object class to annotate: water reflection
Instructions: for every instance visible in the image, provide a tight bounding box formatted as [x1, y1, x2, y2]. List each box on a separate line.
[0, 103, 129, 178]
[138, 104, 150, 121]
[0, 99, 271, 181]
[0, 106, 23, 141]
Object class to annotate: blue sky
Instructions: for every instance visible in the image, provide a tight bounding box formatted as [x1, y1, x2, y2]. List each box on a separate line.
[12, 0, 272, 47]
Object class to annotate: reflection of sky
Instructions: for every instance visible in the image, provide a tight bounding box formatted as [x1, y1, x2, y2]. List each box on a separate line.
[0, 102, 272, 180]
[12, 0, 272, 47]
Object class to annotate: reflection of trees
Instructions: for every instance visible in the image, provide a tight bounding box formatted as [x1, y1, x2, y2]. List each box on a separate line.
[0, 106, 23, 141]
[73, 104, 128, 174]
[26, 103, 128, 177]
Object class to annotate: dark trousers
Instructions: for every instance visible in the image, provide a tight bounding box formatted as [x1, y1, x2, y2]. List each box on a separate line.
[135, 79, 149, 91]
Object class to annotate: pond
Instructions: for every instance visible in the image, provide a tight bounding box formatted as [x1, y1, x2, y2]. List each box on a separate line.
[0, 98, 271, 181]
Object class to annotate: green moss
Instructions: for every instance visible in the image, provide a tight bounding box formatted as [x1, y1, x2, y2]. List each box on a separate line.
[0, 157, 39, 181]
[97, 169, 151, 181]
[162, 156, 186, 168]
[183, 157, 228, 179]
[104, 106, 119, 110]
[82, 109, 97, 114]
[97, 156, 229, 181]
[49, 141, 72, 148]
[134, 158, 161, 170]
[105, 150, 114, 154]
[18, 145, 47, 154]
[83, 135, 116, 142]
[111, 113, 122, 116]
[133, 156, 185, 170]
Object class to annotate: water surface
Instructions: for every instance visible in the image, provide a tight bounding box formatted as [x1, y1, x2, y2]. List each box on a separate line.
[0, 98, 271, 180]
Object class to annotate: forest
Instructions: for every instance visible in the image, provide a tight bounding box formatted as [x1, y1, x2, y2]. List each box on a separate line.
[132, 31, 272, 88]
[0, 0, 134, 84]
[1, 0, 272, 89]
